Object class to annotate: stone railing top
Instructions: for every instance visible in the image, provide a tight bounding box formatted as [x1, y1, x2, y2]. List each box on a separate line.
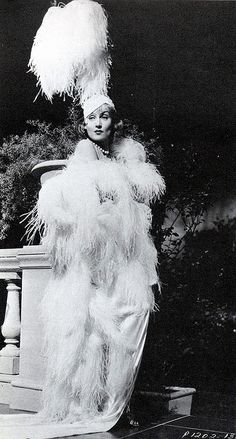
[0, 248, 20, 258]
[0, 245, 51, 271]
[0, 248, 20, 272]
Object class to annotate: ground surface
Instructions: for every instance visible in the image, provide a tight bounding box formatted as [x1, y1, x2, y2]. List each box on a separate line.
[0, 391, 235, 439]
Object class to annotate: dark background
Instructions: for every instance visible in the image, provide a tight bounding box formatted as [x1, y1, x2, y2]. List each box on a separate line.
[0, 0, 235, 150]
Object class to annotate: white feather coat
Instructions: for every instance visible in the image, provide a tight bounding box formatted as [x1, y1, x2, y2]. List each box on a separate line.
[0, 137, 165, 438]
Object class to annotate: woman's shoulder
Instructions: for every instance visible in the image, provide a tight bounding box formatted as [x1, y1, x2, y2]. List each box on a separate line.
[71, 139, 98, 162]
[112, 137, 146, 163]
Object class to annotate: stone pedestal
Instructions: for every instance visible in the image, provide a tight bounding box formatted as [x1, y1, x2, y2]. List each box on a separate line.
[10, 245, 51, 412]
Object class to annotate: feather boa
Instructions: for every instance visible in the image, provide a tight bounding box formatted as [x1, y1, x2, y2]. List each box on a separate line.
[28, 137, 165, 422]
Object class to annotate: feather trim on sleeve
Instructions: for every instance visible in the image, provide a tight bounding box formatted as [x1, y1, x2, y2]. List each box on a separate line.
[113, 138, 166, 204]
[23, 172, 74, 244]
[37, 173, 75, 227]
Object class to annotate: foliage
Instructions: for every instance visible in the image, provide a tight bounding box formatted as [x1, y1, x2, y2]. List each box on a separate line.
[138, 217, 236, 393]
[0, 105, 82, 247]
[135, 137, 236, 393]
[154, 141, 216, 260]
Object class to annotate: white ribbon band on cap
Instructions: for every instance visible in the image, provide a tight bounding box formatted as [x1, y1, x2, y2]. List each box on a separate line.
[82, 94, 115, 118]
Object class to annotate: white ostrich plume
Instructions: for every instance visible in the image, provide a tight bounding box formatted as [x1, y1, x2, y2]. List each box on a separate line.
[28, 0, 111, 102]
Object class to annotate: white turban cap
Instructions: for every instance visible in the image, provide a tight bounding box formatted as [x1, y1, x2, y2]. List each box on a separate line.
[82, 94, 115, 118]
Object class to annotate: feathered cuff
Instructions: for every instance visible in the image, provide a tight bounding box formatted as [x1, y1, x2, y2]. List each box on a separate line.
[37, 174, 75, 227]
[113, 138, 165, 204]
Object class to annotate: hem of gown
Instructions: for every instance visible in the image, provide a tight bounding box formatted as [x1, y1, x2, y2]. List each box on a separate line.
[0, 412, 119, 439]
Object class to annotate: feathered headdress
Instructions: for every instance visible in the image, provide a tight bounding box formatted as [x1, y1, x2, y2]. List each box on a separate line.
[28, 0, 111, 104]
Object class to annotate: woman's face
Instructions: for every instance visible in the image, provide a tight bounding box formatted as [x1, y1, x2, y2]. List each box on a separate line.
[84, 104, 113, 147]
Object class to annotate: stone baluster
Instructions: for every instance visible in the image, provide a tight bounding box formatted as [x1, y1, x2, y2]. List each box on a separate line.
[0, 273, 21, 374]
[0, 274, 21, 358]
[0, 249, 21, 404]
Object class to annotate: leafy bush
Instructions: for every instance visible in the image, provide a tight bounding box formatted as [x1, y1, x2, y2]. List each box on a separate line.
[138, 217, 236, 393]
[0, 106, 82, 247]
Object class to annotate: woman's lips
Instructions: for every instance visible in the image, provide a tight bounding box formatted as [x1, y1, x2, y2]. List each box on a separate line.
[95, 130, 103, 134]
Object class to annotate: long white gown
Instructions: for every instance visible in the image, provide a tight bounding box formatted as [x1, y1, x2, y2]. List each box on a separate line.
[0, 137, 165, 438]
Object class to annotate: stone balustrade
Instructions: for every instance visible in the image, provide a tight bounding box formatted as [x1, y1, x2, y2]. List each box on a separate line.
[0, 246, 52, 411]
[0, 160, 66, 412]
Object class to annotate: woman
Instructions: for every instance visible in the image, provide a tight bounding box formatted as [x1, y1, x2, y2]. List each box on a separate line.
[0, 94, 165, 438]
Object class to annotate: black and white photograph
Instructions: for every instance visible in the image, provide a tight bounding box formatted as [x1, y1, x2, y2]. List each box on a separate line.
[0, 0, 235, 438]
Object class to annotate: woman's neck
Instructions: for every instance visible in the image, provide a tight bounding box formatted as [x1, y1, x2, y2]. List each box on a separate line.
[88, 140, 110, 157]
[87, 136, 112, 153]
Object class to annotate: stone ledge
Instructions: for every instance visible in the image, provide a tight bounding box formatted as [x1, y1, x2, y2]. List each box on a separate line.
[17, 245, 51, 269]
[11, 377, 43, 391]
[0, 249, 20, 272]
[0, 373, 14, 383]
[10, 385, 41, 412]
